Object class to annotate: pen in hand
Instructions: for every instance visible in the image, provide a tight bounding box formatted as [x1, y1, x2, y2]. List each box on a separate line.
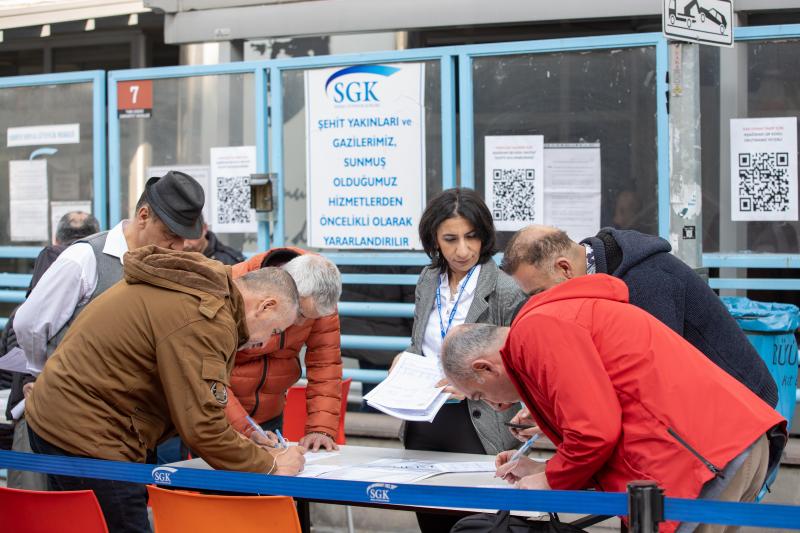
[245, 415, 279, 448]
[509, 433, 542, 463]
[275, 429, 288, 449]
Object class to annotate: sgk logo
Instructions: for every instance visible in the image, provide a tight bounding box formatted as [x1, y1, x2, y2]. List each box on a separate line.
[366, 482, 397, 503]
[151, 466, 178, 485]
[325, 65, 400, 104]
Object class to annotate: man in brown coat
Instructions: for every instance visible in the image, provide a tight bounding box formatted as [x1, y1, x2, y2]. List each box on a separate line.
[25, 246, 305, 533]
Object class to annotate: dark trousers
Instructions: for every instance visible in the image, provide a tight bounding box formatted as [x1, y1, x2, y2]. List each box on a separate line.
[404, 401, 486, 533]
[28, 425, 151, 533]
[260, 413, 283, 433]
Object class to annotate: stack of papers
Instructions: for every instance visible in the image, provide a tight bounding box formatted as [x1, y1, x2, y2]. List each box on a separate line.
[363, 352, 450, 422]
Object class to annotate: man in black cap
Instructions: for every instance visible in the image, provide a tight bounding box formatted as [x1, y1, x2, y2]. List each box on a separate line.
[14, 171, 205, 380]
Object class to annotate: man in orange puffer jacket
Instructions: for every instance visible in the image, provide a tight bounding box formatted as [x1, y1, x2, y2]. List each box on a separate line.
[227, 248, 343, 451]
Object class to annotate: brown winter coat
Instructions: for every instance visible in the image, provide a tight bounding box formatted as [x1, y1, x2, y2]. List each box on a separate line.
[26, 246, 276, 473]
[226, 248, 342, 438]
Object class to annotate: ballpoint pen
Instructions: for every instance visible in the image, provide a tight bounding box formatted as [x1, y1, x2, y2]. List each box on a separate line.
[509, 433, 542, 463]
[245, 415, 280, 448]
[274, 429, 288, 449]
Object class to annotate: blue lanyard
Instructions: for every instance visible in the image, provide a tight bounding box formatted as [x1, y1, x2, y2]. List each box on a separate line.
[436, 266, 477, 340]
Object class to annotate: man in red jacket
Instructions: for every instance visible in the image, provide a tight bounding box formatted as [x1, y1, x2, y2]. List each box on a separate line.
[441, 274, 785, 533]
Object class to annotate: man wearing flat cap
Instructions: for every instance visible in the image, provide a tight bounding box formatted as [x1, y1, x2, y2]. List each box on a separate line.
[15, 171, 205, 378]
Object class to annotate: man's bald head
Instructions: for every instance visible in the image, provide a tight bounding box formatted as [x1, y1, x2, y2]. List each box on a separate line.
[502, 225, 586, 295]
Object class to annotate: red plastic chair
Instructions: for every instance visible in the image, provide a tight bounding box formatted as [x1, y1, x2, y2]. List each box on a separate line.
[282, 378, 351, 444]
[0, 486, 109, 533]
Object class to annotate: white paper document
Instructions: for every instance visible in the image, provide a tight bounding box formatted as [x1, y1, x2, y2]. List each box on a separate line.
[363, 352, 450, 422]
[297, 464, 346, 478]
[0, 347, 30, 373]
[303, 450, 341, 464]
[730, 117, 798, 221]
[484, 135, 545, 232]
[364, 459, 496, 474]
[209, 146, 258, 233]
[543, 143, 602, 240]
[9, 160, 49, 242]
[317, 466, 439, 484]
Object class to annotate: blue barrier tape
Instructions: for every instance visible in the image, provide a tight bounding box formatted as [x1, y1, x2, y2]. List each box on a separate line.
[3, 451, 800, 529]
[665, 496, 800, 529]
[0, 451, 625, 517]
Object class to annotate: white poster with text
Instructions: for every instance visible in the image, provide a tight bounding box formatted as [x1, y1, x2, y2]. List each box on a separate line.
[544, 143, 602, 240]
[209, 146, 257, 234]
[305, 63, 426, 249]
[730, 117, 798, 221]
[9, 160, 49, 242]
[484, 135, 545, 232]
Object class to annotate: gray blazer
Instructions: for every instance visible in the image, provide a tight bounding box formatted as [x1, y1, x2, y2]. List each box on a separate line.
[407, 259, 528, 454]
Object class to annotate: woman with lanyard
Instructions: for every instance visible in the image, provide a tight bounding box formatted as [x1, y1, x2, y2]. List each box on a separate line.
[396, 187, 528, 533]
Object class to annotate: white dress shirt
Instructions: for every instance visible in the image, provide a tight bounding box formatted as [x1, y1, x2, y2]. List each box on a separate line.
[14, 221, 129, 375]
[420, 264, 481, 358]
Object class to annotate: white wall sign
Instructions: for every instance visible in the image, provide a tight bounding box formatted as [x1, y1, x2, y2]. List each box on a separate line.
[730, 117, 798, 222]
[148, 165, 212, 228]
[9, 160, 49, 242]
[7, 124, 80, 147]
[305, 62, 426, 249]
[663, 0, 734, 48]
[209, 147, 258, 234]
[543, 143, 602, 240]
[484, 135, 544, 232]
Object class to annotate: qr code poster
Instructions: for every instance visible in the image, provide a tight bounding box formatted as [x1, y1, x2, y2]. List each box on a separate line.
[210, 146, 258, 234]
[484, 136, 545, 232]
[730, 117, 798, 222]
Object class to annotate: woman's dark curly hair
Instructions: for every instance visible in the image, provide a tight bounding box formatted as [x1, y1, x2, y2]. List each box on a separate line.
[418, 188, 496, 272]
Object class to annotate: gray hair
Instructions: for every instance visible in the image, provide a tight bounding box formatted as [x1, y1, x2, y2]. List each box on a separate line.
[237, 266, 299, 314]
[282, 254, 342, 316]
[55, 211, 100, 245]
[441, 323, 507, 381]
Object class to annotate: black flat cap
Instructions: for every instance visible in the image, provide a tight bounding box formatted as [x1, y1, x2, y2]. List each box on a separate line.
[144, 171, 205, 239]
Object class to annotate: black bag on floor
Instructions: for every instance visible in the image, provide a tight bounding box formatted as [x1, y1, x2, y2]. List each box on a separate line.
[452, 511, 585, 533]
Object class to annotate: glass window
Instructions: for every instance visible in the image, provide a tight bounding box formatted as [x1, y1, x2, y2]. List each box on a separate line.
[702, 39, 800, 255]
[471, 47, 659, 245]
[280, 60, 443, 249]
[118, 72, 256, 253]
[0, 82, 95, 246]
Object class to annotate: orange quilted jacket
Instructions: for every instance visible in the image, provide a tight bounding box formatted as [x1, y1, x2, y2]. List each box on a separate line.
[225, 248, 342, 438]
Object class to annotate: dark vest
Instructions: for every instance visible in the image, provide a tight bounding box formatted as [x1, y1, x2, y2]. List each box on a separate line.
[45, 231, 124, 355]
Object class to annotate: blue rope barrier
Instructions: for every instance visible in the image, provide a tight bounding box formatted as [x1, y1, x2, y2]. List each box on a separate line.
[665, 497, 800, 529]
[2, 451, 800, 529]
[0, 451, 625, 516]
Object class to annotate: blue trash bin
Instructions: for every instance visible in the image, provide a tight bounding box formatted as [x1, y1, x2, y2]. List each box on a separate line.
[722, 297, 800, 430]
[722, 297, 799, 500]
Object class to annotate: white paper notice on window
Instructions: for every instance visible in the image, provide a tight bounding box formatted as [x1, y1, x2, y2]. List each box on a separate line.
[9, 160, 49, 242]
[148, 165, 212, 228]
[484, 136, 545, 232]
[730, 117, 798, 222]
[543, 143, 602, 240]
[209, 147, 258, 233]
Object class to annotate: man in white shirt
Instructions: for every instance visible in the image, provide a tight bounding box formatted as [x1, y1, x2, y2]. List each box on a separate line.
[14, 170, 206, 377]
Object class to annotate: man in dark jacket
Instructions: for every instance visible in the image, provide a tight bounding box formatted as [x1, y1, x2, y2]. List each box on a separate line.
[183, 218, 246, 265]
[502, 225, 778, 410]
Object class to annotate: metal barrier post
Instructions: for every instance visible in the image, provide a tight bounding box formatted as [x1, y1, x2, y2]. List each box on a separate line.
[628, 481, 664, 533]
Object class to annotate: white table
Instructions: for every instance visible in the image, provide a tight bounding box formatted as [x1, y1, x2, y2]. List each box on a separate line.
[169, 445, 608, 531]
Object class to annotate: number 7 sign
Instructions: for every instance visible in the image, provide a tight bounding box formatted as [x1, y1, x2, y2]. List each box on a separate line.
[118, 80, 153, 119]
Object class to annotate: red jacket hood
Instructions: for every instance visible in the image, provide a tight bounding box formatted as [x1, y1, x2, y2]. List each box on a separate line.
[514, 274, 629, 324]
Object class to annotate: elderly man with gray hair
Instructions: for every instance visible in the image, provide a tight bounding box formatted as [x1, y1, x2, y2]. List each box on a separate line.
[226, 247, 344, 452]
